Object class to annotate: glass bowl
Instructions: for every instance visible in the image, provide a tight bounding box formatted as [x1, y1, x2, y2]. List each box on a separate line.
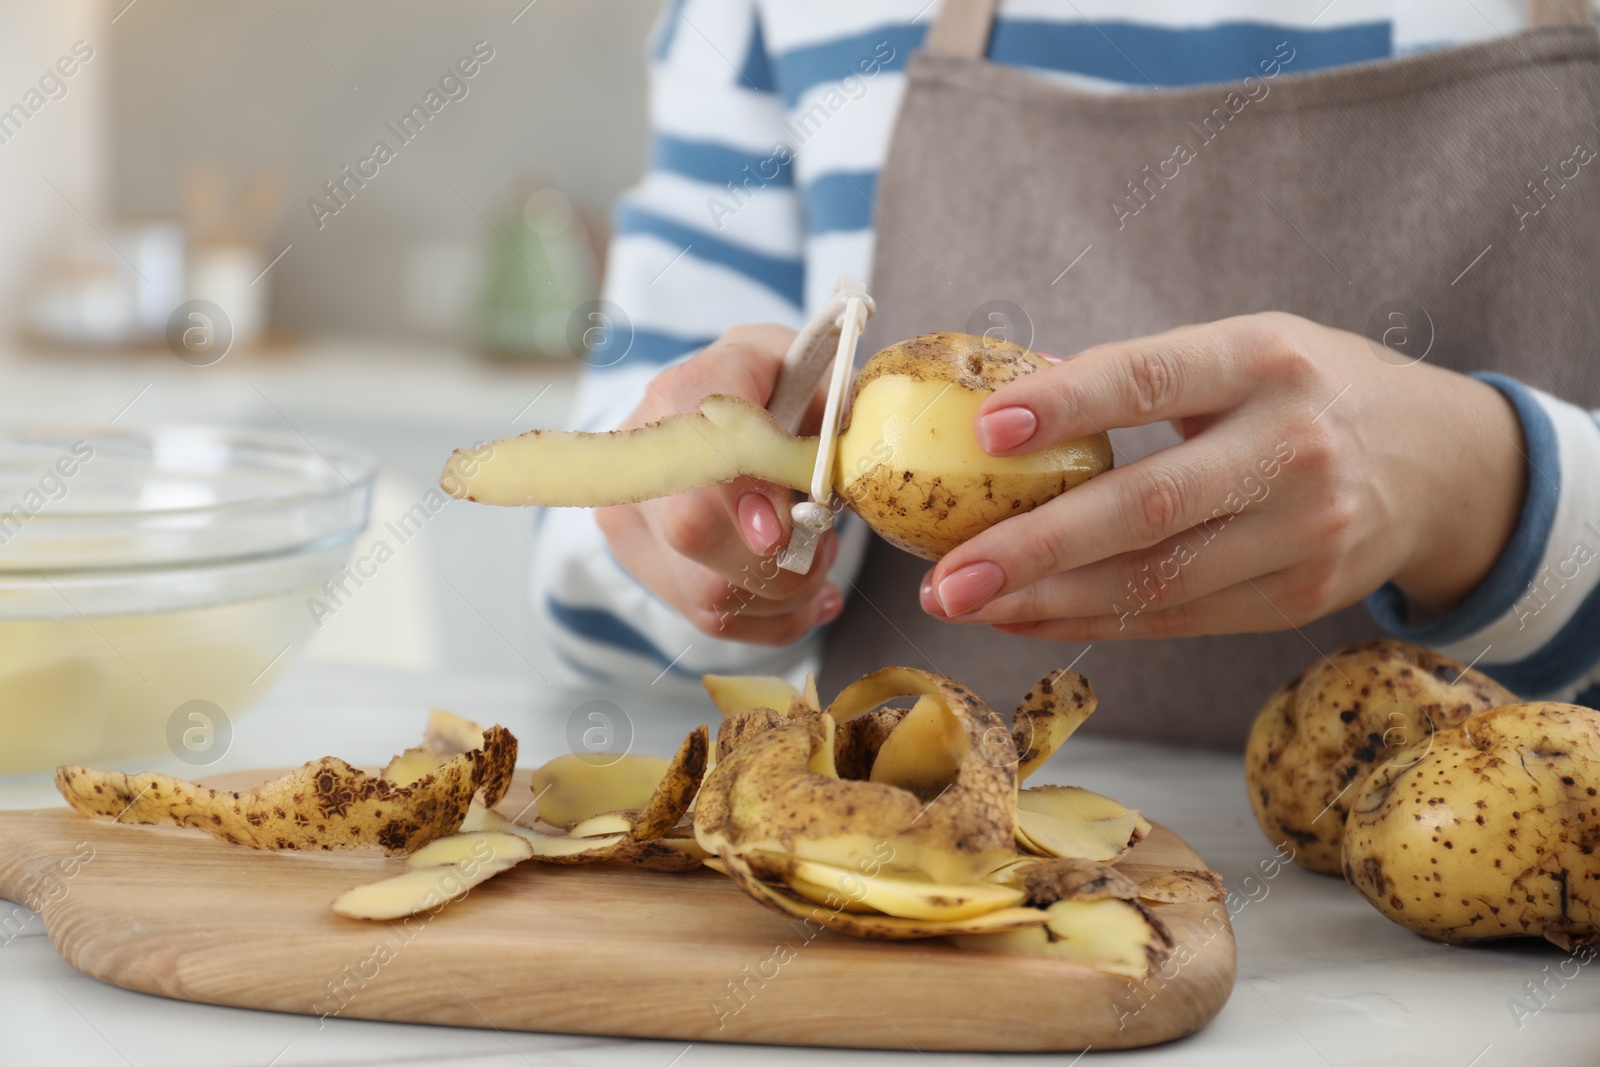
[0, 425, 374, 774]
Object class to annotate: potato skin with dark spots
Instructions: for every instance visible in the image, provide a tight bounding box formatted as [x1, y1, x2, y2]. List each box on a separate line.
[694, 667, 1019, 887]
[1244, 640, 1516, 876]
[1342, 702, 1600, 945]
[843, 465, 1086, 561]
[845, 331, 1050, 403]
[55, 724, 516, 855]
[838, 333, 1112, 562]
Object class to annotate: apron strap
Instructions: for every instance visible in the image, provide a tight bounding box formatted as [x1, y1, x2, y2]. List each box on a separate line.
[1527, 0, 1594, 26]
[923, 0, 1591, 59]
[923, 0, 1000, 57]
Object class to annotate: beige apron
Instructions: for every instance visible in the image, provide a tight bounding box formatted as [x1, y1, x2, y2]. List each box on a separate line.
[821, 0, 1600, 748]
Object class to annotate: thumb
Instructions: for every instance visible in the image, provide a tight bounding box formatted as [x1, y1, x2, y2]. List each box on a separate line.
[724, 476, 792, 555]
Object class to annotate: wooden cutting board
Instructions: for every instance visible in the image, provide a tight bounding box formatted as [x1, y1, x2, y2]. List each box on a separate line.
[0, 768, 1234, 1052]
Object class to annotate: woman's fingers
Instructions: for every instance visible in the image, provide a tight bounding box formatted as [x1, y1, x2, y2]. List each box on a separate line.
[925, 515, 1299, 626]
[647, 323, 799, 422]
[647, 478, 827, 599]
[989, 566, 1328, 642]
[930, 436, 1262, 616]
[974, 321, 1261, 455]
[601, 483, 840, 645]
[928, 318, 1321, 618]
[652, 477, 793, 562]
[597, 320, 856, 647]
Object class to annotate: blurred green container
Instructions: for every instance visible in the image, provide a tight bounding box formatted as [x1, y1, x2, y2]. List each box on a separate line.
[473, 187, 598, 359]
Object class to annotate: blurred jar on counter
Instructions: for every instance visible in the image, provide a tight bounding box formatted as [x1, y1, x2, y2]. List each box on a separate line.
[472, 185, 599, 359]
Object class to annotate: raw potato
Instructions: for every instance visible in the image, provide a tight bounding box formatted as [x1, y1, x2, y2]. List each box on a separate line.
[55, 724, 516, 854]
[1342, 702, 1600, 946]
[836, 334, 1111, 560]
[1245, 639, 1515, 875]
[440, 333, 1112, 561]
[608, 831, 711, 872]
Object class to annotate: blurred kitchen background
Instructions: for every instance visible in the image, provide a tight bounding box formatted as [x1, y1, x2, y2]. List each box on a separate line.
[0, 0, 662, 682]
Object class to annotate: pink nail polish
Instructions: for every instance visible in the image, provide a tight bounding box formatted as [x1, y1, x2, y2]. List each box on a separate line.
[976, 407, 1037, 453]
[1038, 352, 1063, 364]
[738, 493, 781, 553]
[936, 561, 1005, 616]
[817, 589, 844, 624]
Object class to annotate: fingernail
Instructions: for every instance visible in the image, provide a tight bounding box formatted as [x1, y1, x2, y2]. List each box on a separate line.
[919, 572, 942, 615]
[936, 561, 1005, 617]
[817, 587, 844, 624]
[738, 492, 782, 553]
[976, 407, 1037, 453]
[1038, 352, 1063, 364]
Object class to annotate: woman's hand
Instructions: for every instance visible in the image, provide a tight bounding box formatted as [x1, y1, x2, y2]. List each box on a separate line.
[920, 312, 1528, 641]
[596, 324, 844, 645]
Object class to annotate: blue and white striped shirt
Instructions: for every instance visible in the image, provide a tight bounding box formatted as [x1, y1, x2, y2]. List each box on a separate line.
[534, 0, 1600, 708]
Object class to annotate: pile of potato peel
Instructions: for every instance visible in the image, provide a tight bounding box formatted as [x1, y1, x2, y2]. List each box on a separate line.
[55, 668, 1222, 981]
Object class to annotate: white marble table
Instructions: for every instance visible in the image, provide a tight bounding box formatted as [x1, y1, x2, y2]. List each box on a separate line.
[3, 661, 1594, 1067]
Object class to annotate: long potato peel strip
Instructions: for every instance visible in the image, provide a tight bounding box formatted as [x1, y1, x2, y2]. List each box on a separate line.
[56, 724, 516, 855]
[442, 396, 817, 507]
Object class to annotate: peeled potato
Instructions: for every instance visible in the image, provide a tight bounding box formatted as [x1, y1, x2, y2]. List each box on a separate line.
[834, 334, 1111, 559]
[440, 333, 1111, 561]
